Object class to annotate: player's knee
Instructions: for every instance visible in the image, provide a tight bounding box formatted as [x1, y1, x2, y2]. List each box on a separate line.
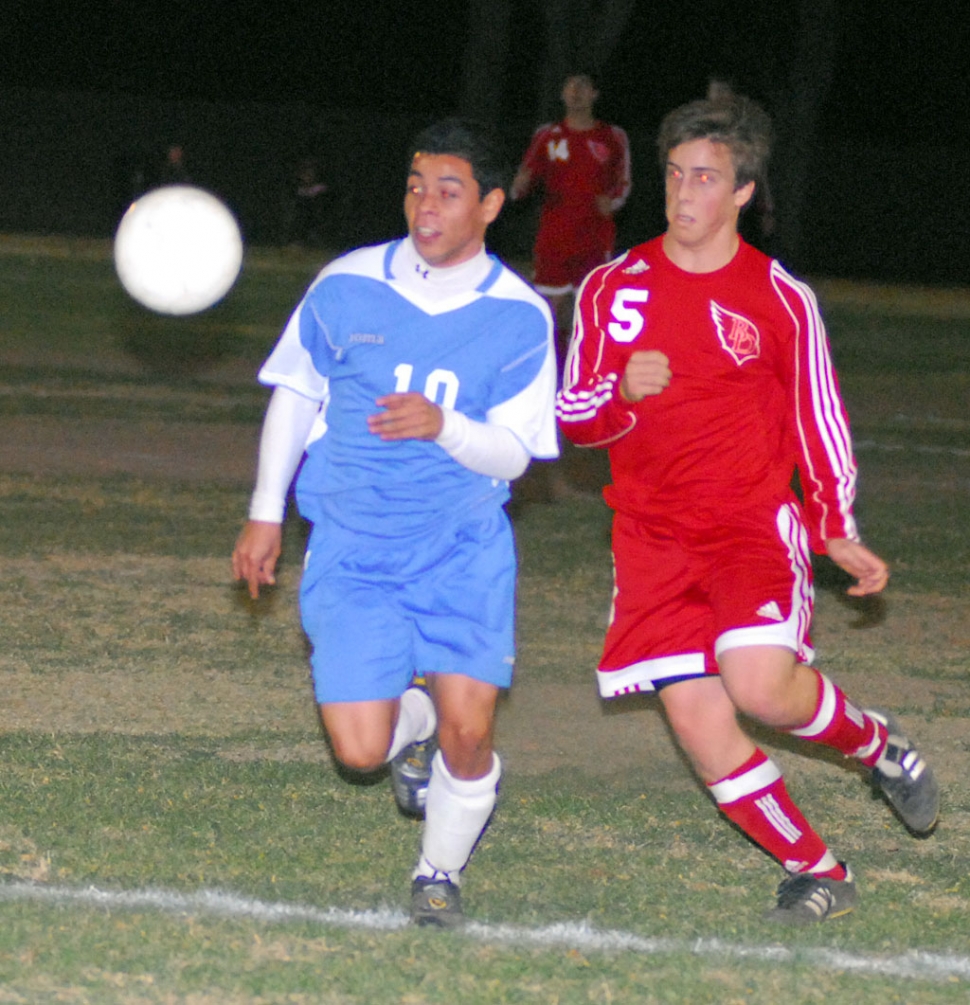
[437, 720, 493, 778]
[725, 673, 794, 723]
[719, 648, 801, 724]
[328, 734, 389, 773]
[439, 718, 490, 753]
[660, 679, 741, 753]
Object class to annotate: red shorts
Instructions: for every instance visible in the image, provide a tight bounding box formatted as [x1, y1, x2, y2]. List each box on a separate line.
[533, 242, 612, 294]
[597, 501, 815, 698]
[532, 216, 615, 294]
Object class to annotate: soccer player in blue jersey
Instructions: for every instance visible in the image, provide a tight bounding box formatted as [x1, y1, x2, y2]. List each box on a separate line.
[232, 118, 559, 927]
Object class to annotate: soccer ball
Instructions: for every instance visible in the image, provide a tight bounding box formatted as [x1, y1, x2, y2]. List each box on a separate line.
[114, 185, 244, 315]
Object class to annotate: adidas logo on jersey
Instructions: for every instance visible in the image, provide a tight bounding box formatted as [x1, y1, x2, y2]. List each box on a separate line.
[757, 601, 784, 622]
[623, 259, 649, 275]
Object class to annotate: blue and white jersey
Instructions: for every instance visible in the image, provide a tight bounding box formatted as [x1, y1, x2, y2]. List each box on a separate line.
[258, 237, 557, 537]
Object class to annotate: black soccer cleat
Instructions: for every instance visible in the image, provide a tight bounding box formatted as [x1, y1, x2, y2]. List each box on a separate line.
[765, 864, 858, 925]
[866, 708, 940, 835]
[410, 877, 464, 928]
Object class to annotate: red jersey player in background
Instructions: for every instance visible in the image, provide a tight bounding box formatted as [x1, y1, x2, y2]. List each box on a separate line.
[557, 93, 940, 923]
[512, 72, 631, 366]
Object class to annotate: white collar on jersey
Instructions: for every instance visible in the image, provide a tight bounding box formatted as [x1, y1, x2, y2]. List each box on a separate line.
[394, 236, 493, 303]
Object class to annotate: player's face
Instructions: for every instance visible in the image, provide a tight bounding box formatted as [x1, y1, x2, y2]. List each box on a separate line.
[664, 139, 755, 254]
[561, 75, 598, 114]
[404, 154, 504, 269]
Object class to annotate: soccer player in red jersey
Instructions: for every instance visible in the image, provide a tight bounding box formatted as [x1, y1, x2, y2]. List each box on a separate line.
[556, 93, 940, 923]
[512, 73, 631, 364]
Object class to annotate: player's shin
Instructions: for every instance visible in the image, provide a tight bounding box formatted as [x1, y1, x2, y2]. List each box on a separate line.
[786, 670, 887, 766]
[708, 749, 845, 879]
[414, 750, 501, 884]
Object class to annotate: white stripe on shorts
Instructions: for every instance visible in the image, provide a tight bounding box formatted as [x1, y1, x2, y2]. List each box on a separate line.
[715, 503, 815, 664]
[596, 652, 706, 697]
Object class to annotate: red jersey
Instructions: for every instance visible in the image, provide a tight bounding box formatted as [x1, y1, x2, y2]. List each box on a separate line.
[518, 119, 631, 268]
[556, 237, 859, 552]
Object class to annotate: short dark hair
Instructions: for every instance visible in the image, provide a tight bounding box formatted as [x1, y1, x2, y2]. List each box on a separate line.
[563, 70, 598, 89]
[657, 94, 772, 191]
[407, 117, 511, 199]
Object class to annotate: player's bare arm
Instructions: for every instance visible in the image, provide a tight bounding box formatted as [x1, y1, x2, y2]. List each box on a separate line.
[825, 538, 890, 597]
[232, 520, 283, 600]
[618, 350, 672, 402]
[368, 391, 444, 441]
[510, 168, 532, 201]
[595, 193, 613, 217]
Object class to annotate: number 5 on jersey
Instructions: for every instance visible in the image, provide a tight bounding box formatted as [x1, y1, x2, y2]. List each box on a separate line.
[607, 289, 649, 343]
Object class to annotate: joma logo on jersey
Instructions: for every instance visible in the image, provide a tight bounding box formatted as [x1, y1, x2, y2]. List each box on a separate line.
[710, 302, 760, 365]
[349, 332, 384, 345]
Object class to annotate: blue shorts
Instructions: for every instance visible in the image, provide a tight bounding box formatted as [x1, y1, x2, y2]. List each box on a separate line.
[300, 508, 517, 703]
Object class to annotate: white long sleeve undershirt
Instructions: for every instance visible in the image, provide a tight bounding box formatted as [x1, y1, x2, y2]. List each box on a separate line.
[248, 387, 320, 523]
[435, 407, 530, 481]
[248, 386, 531, 523]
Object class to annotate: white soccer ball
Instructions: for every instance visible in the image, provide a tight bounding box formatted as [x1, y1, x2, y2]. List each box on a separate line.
[114, 185, 244, 315]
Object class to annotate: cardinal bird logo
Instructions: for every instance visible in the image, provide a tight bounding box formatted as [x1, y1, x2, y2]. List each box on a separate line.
[710, 301, 761, 365]
[587, 140, 610, 162]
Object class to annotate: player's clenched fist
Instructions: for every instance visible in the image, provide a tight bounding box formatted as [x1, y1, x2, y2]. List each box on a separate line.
[619, 350, 671, 403]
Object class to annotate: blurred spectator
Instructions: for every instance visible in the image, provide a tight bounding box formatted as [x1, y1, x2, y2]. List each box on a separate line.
[158, 144, 192, 186]
[286, 157, 329, 246]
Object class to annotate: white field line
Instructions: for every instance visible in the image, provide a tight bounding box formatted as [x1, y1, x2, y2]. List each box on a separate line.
[1, 881, 968, 983]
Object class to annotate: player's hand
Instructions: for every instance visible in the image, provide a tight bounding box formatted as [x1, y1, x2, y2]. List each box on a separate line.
[825, 538, 890, 596]
[368, 392, 444, 442]
[619, 350, 671, 402]
[232, 520, 283, 600]
[595, 193, 613, 217]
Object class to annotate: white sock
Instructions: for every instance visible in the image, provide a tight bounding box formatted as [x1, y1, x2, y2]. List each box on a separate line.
[385, 685, 436, 762]
[413, 750, 501, 886]
[807, 850, 840, 875]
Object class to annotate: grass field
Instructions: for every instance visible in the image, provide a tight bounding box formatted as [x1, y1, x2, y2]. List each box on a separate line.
[0, 236, 968, 1003]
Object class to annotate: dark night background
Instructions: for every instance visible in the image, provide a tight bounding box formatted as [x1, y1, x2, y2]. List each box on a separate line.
[1, 0, 967, 284]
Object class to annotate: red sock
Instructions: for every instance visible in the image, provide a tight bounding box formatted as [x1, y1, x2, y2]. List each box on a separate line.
[708, 749, 845, 879]
[788, 670, 888, 766]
